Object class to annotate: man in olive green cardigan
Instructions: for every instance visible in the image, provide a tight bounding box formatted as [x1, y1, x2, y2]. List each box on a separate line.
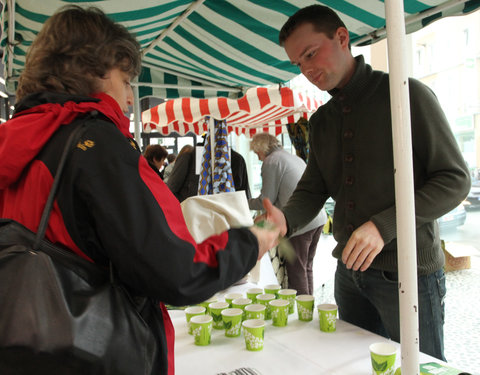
[264, 5, 470, 361]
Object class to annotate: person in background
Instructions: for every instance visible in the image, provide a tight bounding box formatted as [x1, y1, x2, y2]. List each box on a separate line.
[165, 144, 199, 202]
[0, 6, 279, 374]
[248, 133, 327, 295]
[144, 144, 168, 179]
[163, 153, 176, 182]
[230, 149, 251, 200]
[262, 4, 470, 360]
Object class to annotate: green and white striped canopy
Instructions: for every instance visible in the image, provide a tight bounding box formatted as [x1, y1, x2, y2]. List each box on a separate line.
[2, 0, 479, 99]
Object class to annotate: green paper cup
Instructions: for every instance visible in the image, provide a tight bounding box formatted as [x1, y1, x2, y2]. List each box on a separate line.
[185, 306, 206, 335]
[190, 314, 212, 346]
[246, 287, 263, 303]
[209, 301, 229, 329]
[256, 293, 276, 320]
[224, 292, 243, 307]
[198, 295, 218, 313]
[269, 299, 290, 327]
[264, 284, 281, 298]
[369, 342, 397, 375]
[242, 319, 265, 351]
[296, 294, 315, 321]
[232, 297, 252, 321]
[244, 303, 266, 320]
[221, 308, 243, 337]
[278, 288, 297, 314]
[318, 303, 338, 332]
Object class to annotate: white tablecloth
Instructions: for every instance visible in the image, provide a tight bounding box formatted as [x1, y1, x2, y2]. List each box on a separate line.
[170, 285, 441, 375]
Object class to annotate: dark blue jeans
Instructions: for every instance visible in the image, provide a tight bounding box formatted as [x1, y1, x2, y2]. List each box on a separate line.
[334, 260, 446, 361]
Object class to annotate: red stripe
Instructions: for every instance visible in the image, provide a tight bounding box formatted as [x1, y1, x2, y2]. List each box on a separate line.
[151, 107, 159, 126]
[281, 87, 294, 107]
[257, 87, 270, 108]
[217, 98, 229, 118]
[166, 100, 175, 125]
[182, 98, 193, 123]
[160, 303, 176, 375]
[237, 94, 250, 112]
[200, 99, 210, 116]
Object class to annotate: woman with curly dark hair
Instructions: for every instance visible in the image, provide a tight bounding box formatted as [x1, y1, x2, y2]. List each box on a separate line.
[0, 5, 279, 374]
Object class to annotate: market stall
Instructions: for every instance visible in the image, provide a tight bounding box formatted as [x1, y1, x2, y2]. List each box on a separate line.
[141, 86, 321, 138]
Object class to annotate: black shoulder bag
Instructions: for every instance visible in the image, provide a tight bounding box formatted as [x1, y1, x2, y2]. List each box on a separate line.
[0, 120, 157, 375]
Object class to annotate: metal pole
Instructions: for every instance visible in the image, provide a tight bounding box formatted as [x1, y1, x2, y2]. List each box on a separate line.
[132, 84, 142, 147]
[385, 1, 420, 374]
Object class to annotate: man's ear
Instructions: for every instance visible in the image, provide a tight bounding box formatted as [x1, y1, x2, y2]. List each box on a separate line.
[336, 27, 350, 49]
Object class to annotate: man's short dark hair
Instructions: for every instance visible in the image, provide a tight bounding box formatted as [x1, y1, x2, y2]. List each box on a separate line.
[279, 5, 348, 46]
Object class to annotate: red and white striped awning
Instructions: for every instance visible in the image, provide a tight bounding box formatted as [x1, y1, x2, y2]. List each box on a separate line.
[141, 86, 322, 138]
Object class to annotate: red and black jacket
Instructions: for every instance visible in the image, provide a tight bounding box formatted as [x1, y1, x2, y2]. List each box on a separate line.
[0, 92, 259, 374]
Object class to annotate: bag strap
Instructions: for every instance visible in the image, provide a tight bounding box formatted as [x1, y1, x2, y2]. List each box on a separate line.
[33, 116, 91, 250]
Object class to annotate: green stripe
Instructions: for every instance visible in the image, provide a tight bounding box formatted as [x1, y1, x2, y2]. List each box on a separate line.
[464, 0, 480, 13]
[206, 1, 280, 44]
[15, 3, 49, 24]
[107, 1, 190, 23]
[247, 0, 300, 17]
[164, 71, 178, 98]
[319, 0, 385, 28]
[168, 24, 287, 85]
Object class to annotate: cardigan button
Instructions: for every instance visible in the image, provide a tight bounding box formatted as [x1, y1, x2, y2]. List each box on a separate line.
[347, 201, 355, 210]
[344, 153, 354, 163]
[345, 176, 354, 186]
[343, 129, 354, 139]
[342, 106, 352, 113]
[347, 224, 354, 232]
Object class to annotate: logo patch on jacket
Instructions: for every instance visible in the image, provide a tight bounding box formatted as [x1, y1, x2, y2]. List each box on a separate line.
[77, 140, 95, 151]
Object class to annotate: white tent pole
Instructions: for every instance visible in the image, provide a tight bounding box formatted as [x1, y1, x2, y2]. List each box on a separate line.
[132, 84, 142, 147]
[355, 0, 470, 46]
[385, 1, 420, 374]
[7, 0, 16, 79]
[142, 0, 206, 57]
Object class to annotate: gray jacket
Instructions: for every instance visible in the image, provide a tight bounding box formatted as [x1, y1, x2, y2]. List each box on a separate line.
[249, 148, 327, 237]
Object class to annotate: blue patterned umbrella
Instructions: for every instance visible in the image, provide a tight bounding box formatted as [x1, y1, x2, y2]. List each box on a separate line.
[198, 119, 235, 195]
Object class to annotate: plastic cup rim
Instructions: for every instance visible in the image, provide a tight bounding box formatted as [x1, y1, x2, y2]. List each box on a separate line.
[317, 303, 337, 311]
[269, 299, 290, 307]
[232, 297, 252, 305]
[209, 301, 229, 309]
[224, 292, 243, 299]
[185, 306, 206, 314]
[264, 284, 281, 290]
[369, 342, 397, 356]
[256, 293, 276, 301]
[296, 294, 315, 301]
[221, 308, 243, 316]
[246, 288, 263, 294]
[242, 319, 265, 329]
[190, 314, 212, 324]
[278, 288, 297, 296]
[245, 303, 266, 312]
